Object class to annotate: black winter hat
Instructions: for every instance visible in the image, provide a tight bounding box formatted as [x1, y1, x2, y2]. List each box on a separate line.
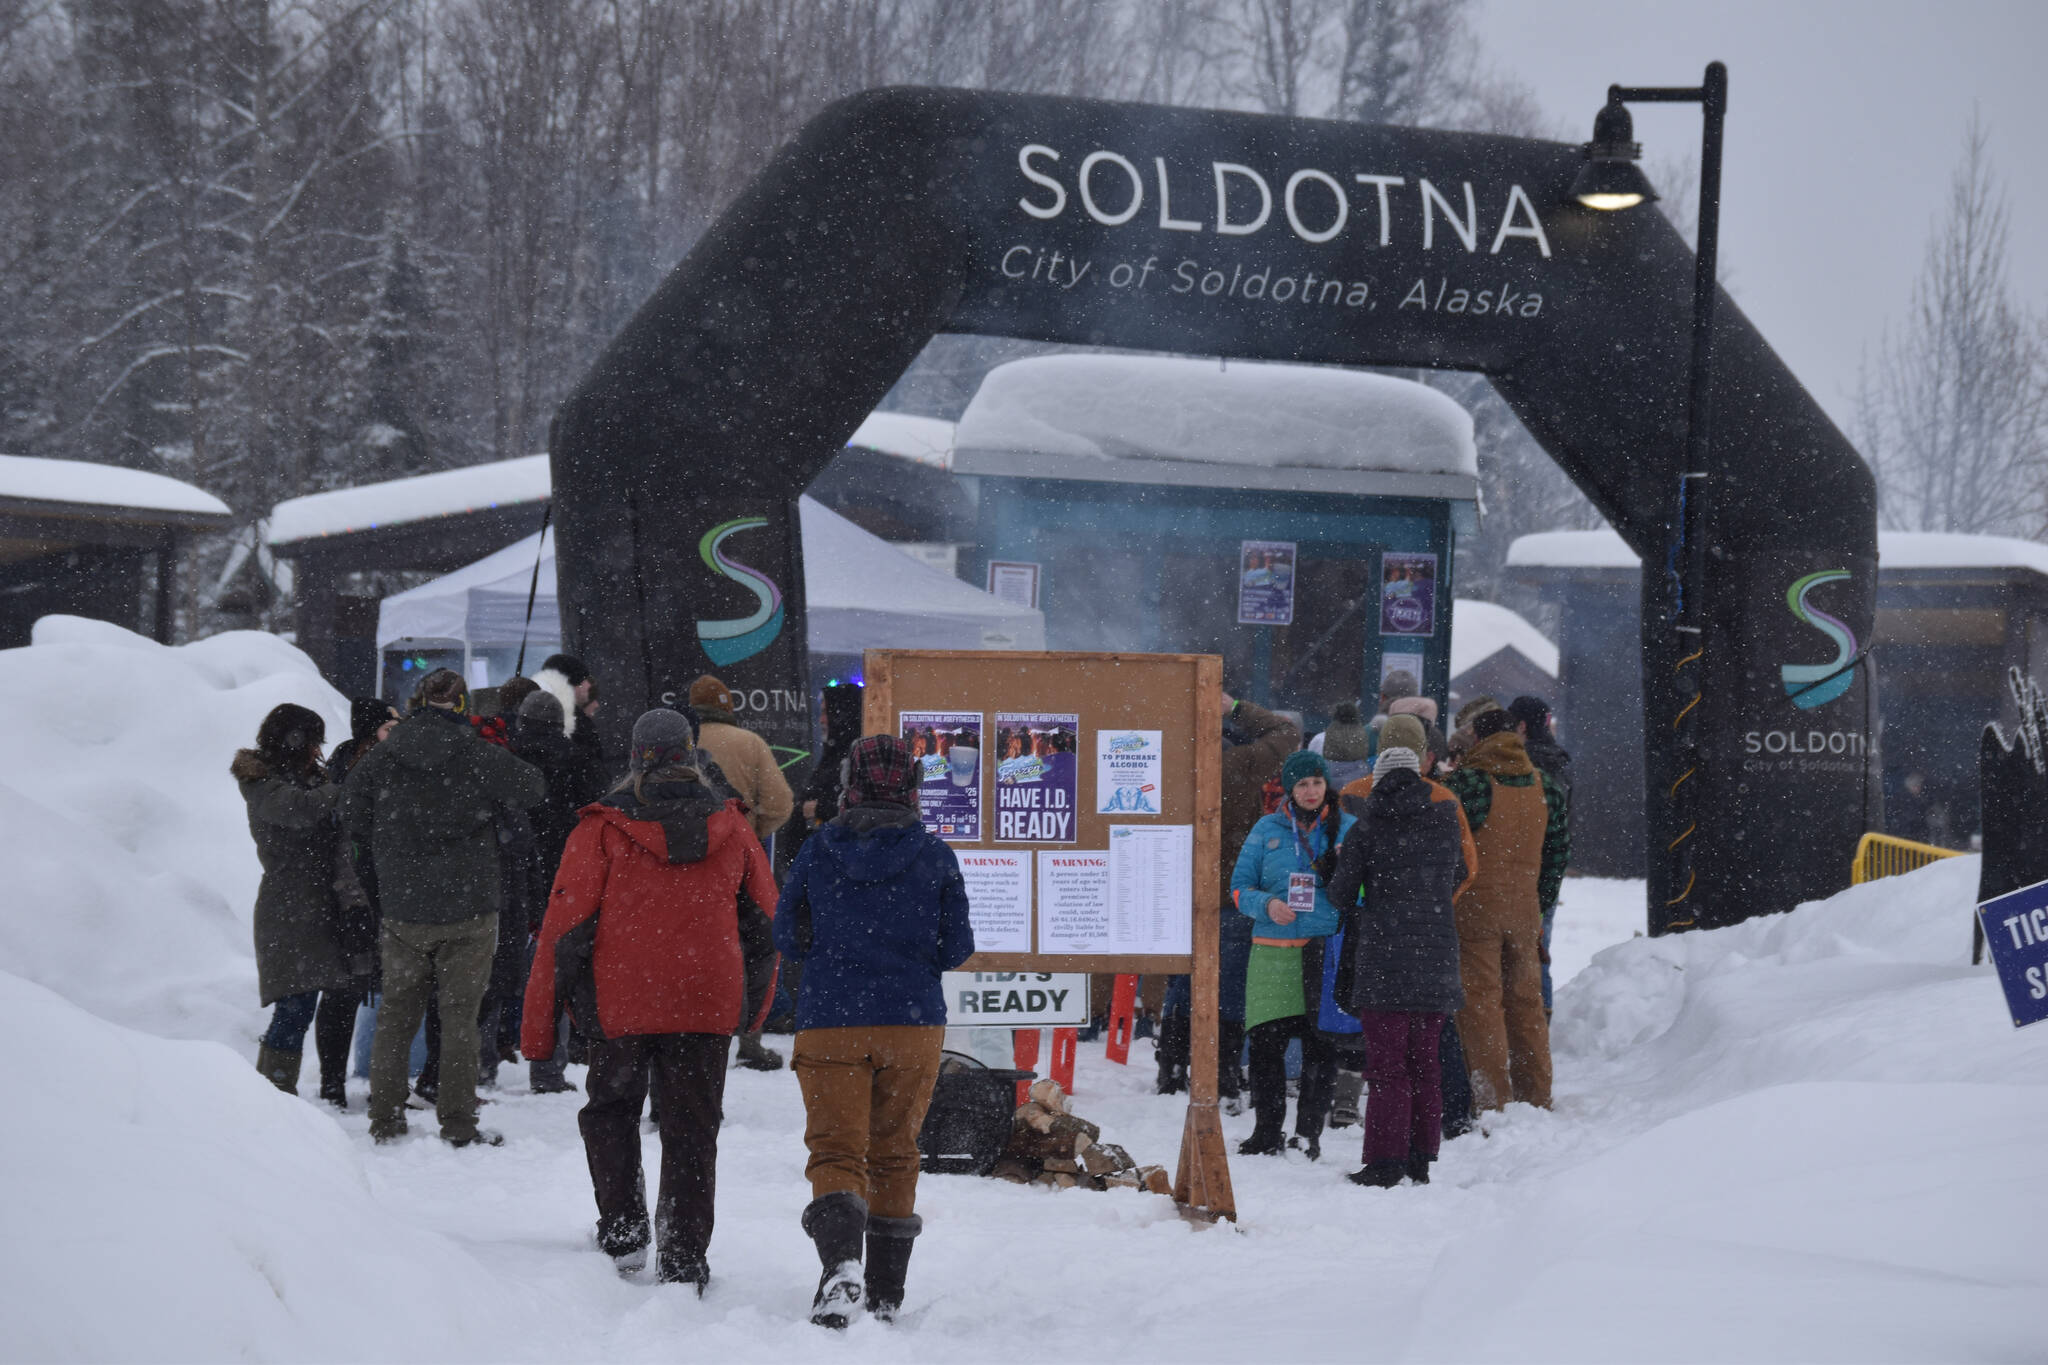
[540, 653, 590, 687]
[349, 696, 396, 746]
[1508, 695, 1553, 732]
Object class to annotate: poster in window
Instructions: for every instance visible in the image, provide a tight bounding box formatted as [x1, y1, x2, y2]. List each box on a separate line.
[900, 710, 982, 841]
[1379, 551, 1438, 637]
[1237, 540, 1297, 625]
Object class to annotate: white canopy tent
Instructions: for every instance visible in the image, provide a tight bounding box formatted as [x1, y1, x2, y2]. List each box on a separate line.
[376, 494, 1043, 686]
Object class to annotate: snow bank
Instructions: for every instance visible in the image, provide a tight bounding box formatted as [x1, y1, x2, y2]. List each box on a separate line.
[954, 355, 1477, 477]
[0, 617, 346, 1045]
[1407, 855, 2048, 1363]
[1449, 597, 1557, 678]
[0, 970, 525, 1363]
[0, 450, 229, 517]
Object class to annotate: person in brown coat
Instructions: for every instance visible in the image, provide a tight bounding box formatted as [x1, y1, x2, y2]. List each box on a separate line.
[1440, 707, 1570, 1111]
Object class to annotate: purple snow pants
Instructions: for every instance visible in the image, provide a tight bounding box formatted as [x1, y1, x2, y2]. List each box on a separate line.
[1358, 1011, 1447, 1165]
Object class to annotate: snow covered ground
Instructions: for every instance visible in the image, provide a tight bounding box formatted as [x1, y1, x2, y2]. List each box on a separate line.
[2, 620, 2043, 1362]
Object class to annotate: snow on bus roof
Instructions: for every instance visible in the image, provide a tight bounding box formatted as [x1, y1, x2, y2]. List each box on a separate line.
[1509, 528, 2048, 576]
[0, 452, 229, 518]
[953, 355, 1476, 476]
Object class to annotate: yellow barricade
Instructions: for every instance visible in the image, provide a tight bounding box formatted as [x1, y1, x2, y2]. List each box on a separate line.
[1850, 832, 1964, 885]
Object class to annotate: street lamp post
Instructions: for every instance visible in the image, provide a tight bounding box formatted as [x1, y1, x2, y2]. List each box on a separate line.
[1573, 62, 1727, 933]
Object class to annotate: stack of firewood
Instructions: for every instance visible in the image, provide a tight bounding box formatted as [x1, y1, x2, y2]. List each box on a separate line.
[988, 1080, 1172, 1194]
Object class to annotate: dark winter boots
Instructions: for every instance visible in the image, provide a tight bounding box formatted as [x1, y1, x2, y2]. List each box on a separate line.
[801, 1192, 868, 1329]
[1348, 1162, 1406, 1188]
[1328, 1069, 1364, 1129]
[1154, 1013, 1190, 1094]
[256, 1045, 301, 1095]
[1405, 1152, 1433, 1185]
[734, 1031, 785, 1071]
[863, 1213, 921, 1324]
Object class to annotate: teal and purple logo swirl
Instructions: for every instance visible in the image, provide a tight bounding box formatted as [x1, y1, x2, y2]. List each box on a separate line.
[695, 516, 785, 666]
[1780, 569, 1856, 710]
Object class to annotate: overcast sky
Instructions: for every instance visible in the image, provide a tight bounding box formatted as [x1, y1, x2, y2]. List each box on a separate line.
[1478, 0, 2048, 434]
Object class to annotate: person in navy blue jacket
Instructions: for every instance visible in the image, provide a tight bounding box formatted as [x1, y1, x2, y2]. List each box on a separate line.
[774, 734, 974, 1329]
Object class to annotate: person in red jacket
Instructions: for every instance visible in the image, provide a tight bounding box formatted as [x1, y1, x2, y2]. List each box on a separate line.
[522, 709, 778, 1292]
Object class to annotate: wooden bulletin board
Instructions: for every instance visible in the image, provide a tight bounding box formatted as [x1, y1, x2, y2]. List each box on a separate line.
[864, 649, 1234, 1220]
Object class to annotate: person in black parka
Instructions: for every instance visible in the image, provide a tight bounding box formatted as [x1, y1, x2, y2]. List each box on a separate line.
[235, 703, 363, 1106]
[1325, 736, 1468, 1188]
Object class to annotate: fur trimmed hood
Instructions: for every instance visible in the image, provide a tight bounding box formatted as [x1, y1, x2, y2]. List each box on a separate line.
[531, 667, 579, 739]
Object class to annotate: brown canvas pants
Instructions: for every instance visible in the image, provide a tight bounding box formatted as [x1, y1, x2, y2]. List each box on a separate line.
[1453, 897, 1552, 1110]
[793, 1025, 943, 1219]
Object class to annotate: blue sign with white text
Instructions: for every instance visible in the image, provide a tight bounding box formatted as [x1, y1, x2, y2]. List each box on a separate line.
[1976, 876, 2048, 1029]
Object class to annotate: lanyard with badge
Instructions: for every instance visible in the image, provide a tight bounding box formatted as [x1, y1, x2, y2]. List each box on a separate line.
[1286, 811, 1321, 917]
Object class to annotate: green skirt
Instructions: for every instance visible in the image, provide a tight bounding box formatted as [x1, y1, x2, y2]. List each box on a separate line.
[1244, 943, 1307, 1031]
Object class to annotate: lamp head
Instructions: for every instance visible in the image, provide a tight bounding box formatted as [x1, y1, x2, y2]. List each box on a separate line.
[1573, 97, 1658, 211]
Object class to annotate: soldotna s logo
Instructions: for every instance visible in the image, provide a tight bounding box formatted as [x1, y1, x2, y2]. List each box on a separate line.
[695, 517, 784, 666]
[1780, 569, 1856, 710]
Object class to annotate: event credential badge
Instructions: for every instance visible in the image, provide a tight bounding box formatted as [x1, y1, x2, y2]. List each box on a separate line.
[1095, 729, 1163, 816]
[994, 713, 1079, 843]
[901, 710, 982, 841]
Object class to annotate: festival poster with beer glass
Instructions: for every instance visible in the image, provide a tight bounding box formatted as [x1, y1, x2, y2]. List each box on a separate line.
[994, 712, 1080, 843]
[1379, 551, 1438, 637]
[901, 711, 982, 841]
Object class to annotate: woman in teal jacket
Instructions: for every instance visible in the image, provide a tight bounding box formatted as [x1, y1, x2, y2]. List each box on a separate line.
[1230, 750, 1354, 1159]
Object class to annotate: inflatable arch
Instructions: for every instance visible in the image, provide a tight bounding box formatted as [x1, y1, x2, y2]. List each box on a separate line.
[550, 88, 1877, 930]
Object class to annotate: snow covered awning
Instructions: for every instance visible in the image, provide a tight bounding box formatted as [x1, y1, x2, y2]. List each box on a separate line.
[849, 412, 954, 468]
[951, 355, 1477, 501]
[1509, 528, 2048, 579]
[267, 455, 551, 548]
[0, 453, 231, 529]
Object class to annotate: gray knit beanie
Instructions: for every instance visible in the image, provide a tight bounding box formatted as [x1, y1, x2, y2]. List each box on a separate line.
[629, 708, 696, 773]
[1373, 745, 1422, 778]
[518, 688, 565, 730]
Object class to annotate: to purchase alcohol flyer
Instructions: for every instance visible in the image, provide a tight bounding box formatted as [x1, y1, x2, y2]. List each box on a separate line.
[994, 712, 1080, 843]
[1095, 728, 1163, 815]
[900, 710, 982, 841]
[954, 850, 1031, 953]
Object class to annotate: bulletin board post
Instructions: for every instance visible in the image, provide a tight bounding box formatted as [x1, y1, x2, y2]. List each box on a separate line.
[864, 649, 1235, 1222]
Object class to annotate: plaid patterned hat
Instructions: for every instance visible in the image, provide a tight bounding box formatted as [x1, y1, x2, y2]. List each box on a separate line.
[844, 733, 919, 807]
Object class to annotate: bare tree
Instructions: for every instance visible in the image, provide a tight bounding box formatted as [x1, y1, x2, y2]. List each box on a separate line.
[1857, 113, 2048, 536]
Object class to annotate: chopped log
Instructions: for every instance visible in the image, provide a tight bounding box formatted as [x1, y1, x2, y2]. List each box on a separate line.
[1028, 1079, 1069, 1113]
[1081, 1142, 1134, 1176]
[1044, 1112, 1101, 1145]
[1041, 1156, 1080, 1175]
[988, 1158, 1038, 1184]
[1004, 1127, 1087, 1163]
[1014, 1101, 1057, 1134]
[1138, 1165, 1172, 1196]
[1102, 1170, 1142, 1190]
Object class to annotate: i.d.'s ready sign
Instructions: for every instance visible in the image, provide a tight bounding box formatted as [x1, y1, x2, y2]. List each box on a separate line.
[945, 972, 1089, 1027]
[1976, 876, 2048, 1029]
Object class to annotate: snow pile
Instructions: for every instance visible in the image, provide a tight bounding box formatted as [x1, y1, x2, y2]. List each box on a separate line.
[954, 355, 1477, 478]
[0, 617, 346, 1045]
[0, 971, 526, 1363]
[1449, 597, 1557, 679]
[0, 450, 230, 517]
[1408, 855, 2048, 1363]
[851, 411, 954, 468]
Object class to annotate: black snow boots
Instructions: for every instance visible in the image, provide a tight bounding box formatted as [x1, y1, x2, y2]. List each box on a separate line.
[801, 1192, 868, 1328]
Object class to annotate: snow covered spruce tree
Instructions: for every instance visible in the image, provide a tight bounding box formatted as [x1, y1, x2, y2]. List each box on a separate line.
[1856, 113, 2048, 538]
